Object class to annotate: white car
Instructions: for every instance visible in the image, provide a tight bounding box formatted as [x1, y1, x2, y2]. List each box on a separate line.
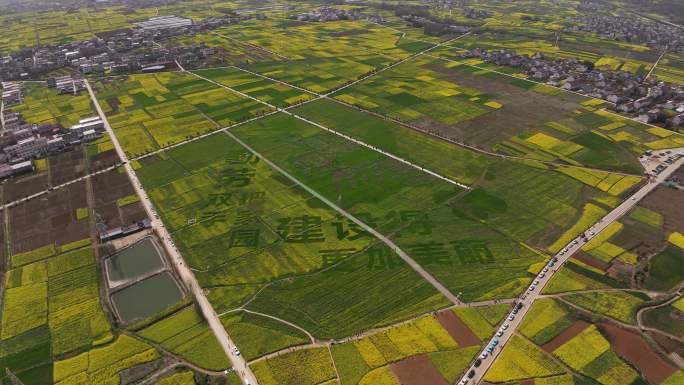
[232, 346, 241, 356]
[538, 273, 545, 278]
[459, 379, 469, 385]
[534, 280, 540, 285]
[528, 286, 535, 292]
[502, 323, 509, 330]
[543, 267, 549, 273]
[480, 352, 488, 359]
[508, 314, 515, 321]
[496, 330, 504, 337]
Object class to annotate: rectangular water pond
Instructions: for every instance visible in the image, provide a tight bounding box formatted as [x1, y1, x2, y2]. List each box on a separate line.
[111, 272, 183, 323]
[107, 238, 164, 283]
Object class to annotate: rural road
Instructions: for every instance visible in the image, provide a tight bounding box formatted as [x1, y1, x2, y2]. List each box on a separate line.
[85, 80, 259, 385]
[459, 149, 684, 385]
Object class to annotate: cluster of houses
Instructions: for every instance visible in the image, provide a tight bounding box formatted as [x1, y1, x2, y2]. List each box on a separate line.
[569, 15, 684, 52]
[48, 75, 87, 94]
[1, 82, 22, 106]
[288, 7, 383, 23]
[462, 7, 493, 20]
[0, 84, 106, 179]
[0, 14, 251, 81]
[400, 14, 470, 35]
[461, 49, 684, 128]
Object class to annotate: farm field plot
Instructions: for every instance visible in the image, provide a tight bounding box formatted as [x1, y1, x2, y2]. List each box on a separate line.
[93, 71, 270, 156]
[560, 291, 649, 324]
[220, 311, 309, 361]
[293, 101, 631, 253]
[135, 133, 449, 339]
[8, 181, 90, 255]
[137, 305, 230, 371]
[209, 18, 427, 93]
[652, 53, 684, 85]
[484, 335, 564, 383]
[91, 168, 147, 230]
[192, 66, 313, 107]
[340, 49, 670, 174]
[227, 111, 612, 299]
[0, 245, 112, 383]
[7, 82, 96, 128]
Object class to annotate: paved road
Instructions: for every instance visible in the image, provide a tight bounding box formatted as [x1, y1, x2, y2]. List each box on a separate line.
[85, 80, 259, 385]
[458, 150, 684, 385]
[0, 164, 118, 211]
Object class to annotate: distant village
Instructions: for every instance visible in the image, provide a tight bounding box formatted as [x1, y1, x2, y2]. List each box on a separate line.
[0, 13, 255, 81]
[570, 15, 684, 52]
[461, 49, 684, 129]
[0, 79, 105, 180]
[288, 6, 383, 23]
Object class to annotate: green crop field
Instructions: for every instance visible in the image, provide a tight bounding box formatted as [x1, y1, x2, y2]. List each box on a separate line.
[4, 1, 684, 383]
[7, 83, 96, 128]
[561, 291, 648, 324]
[0, 246, 112, 382]
[485, 336, 564, 382]
[138, 305, 230, 370]
[93, 71, 271, 156]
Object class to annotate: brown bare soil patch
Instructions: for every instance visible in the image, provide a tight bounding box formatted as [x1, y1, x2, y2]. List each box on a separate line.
[49, 147, 86, 186]
[9, 181, 89, 254]
[599, 323, 676, 384]
[390, 354, 449, 385]
[3, 173, 49, 203]
[542, 320, 590, 352]
[92, 169, 145, 230]
[648, 331, 684, 358]
[520, 379, 535, 385]
[90, 149, 120, 172]
[435, 309, 480, 347]
[573, 252, 609, 271]
[106, 97, 120, 115]
[640, 185, 684, 234]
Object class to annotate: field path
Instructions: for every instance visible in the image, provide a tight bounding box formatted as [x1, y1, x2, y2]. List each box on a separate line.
[84, 80, 259, 385]
[181, 61, 470, 190]
[223, 129, 463, 307]
[0, 164, 119, 212]
[459, 150, 684, 385]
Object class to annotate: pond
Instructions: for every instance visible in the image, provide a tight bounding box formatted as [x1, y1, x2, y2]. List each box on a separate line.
[106, 238, 164, 283]
[111, 272, 183, 323]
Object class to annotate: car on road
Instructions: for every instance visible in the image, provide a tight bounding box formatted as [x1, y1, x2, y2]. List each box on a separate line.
[502, 323, 509, 329]
[474, 358, 482, 367]
[538, 272, 545, 278]
[496, 330, 504, 337]
[232, 346, 240, 356]
[516, 303, 523, 311]
[486, 346, 494, 353]
[480, 352, 488, 359]
[543, 267, 549, 273]
[534, 279, 540, 285]
[458, 379, 468, 385]
[528, 286, 535, 292]
[508, 314, 515, 320]
[467, 370, 476, 379]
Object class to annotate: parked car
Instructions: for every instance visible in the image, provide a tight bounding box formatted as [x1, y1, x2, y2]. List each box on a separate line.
[474, 358, 482, 367]
[467, 370, 476, 379]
